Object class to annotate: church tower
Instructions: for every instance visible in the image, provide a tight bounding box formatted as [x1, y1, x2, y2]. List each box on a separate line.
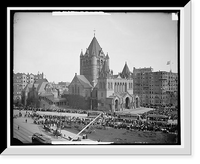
[80, 35, 108, 87]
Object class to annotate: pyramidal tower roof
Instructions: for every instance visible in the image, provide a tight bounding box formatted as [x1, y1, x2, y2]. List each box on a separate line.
[121, 62, 131, 78]
[122, 62, 130, 74]
[87, 36, 103, 56]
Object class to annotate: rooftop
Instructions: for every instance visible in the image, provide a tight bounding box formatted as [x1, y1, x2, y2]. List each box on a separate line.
[85, 36, 104, 56]
[76, 75, 93, 88]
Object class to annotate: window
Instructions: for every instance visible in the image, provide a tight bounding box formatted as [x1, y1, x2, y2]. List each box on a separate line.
[99, 82, 102, 89]
[108, 82, 110, 89]
[101, 92, 103, 97]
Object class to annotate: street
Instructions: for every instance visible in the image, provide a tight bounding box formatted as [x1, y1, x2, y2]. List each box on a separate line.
[13, 110, 93, 144]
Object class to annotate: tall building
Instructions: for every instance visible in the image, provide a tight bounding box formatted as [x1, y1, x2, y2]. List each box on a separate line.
[13, 72, 44, 103]
[80, 36, 108, 87]
[68, 35, 137, 111]
[133, 67, 178, 107]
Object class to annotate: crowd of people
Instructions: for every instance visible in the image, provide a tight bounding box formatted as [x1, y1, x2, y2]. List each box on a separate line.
[14, 106, 179, 136]
[140, 107, 178, 120]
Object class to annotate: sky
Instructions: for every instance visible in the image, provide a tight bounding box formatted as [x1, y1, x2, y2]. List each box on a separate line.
[13, 11, 178, 83]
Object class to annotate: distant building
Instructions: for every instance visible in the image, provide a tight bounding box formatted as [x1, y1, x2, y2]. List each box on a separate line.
[133, 68, 178, 107]
[21, 78, 48, 107]
[56, 81, 70, 95]
[13, 72, 44, 103]
[21, 77, 68, 108]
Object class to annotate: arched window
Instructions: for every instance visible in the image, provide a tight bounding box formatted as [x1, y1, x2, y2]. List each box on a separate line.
[108, 82, 110, 89]
[111, 82, 113, 89]
[114, 82, 117, 92]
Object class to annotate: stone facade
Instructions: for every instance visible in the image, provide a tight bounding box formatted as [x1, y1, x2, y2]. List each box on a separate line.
[67, 36, 138, 112]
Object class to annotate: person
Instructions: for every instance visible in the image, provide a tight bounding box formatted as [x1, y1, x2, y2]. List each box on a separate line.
[25, 119, 27, 123]
[18, 126, 19, 130]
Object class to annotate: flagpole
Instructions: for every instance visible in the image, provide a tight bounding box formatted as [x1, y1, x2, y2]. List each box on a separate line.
[170, 60, 172, 72]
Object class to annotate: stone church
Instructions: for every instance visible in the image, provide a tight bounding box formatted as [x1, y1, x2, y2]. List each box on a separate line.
[68, 35, 139, 112]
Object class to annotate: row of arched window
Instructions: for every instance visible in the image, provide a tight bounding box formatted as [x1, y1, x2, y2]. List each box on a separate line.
[81, 59, 105, 67]
[71, 85, 80, 95]
[99, 81, 133, 91]
[81, 60, 92, 66]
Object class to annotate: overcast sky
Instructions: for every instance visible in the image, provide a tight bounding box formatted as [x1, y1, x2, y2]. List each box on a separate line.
[14, 11, 178, 83]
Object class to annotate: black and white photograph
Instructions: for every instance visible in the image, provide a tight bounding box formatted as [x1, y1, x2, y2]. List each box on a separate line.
[4, 4, 192, 155]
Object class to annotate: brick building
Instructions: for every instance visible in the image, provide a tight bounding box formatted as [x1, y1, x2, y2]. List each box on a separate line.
[13, 72, 44, 103]
[133, 67, 178, 107]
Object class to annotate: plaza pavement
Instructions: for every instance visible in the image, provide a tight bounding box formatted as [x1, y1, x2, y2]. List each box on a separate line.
[118, 107, 155, 114]
[13, 112, 93, 144]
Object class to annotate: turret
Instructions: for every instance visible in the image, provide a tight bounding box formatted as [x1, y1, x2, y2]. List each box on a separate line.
[80, 49, 83, 57]
[80, 50, 84, 75]
[106, 52, 109, 59]
[106, 52, 110, 68]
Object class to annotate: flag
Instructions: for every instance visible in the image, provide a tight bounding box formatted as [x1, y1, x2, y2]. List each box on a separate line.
[166, 61, 171, 65]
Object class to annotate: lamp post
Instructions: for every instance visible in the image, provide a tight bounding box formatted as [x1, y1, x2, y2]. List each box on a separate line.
[90, 98, 93, 111]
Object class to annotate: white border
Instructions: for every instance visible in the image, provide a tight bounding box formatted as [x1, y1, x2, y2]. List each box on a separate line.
[3, 4, 191, 155]
[7, 7, 11, 148]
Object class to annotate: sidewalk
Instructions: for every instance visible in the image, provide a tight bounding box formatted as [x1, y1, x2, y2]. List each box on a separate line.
[123, 107, 154, 114]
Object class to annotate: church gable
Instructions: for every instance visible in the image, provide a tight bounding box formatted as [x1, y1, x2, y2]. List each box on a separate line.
[69, 75, 81, 87]
[69, 74, 92, 89]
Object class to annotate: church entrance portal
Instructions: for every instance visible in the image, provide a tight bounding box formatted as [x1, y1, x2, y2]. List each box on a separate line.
[125, 97, 130, 109]
[115, 99, 118, 111]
